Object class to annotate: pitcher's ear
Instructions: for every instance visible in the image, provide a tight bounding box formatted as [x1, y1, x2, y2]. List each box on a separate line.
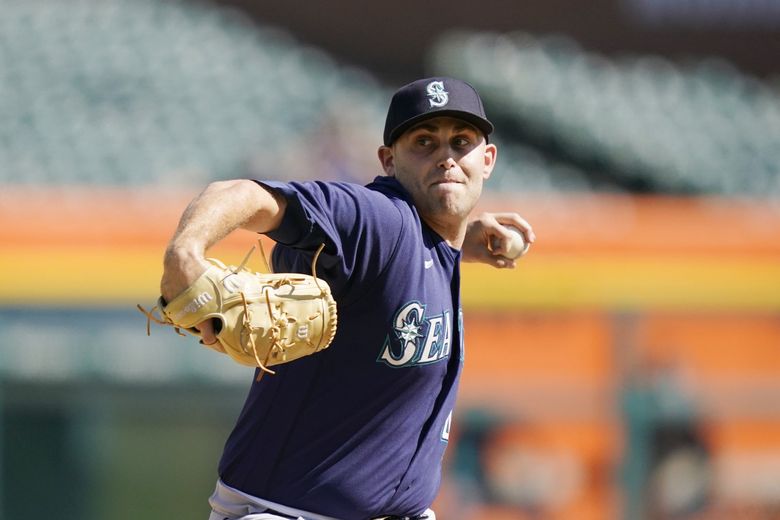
[483, 143, 497, 179]
[377, 146, 395, 176]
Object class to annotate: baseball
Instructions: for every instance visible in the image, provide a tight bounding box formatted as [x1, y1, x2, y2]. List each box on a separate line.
[491, 225, 530, 259]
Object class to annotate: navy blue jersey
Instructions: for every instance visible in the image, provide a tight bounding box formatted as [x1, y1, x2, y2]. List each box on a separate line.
[217, 176, 464, 519]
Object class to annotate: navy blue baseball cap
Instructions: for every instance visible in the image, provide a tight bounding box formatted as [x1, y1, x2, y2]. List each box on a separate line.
[383, 77, 494, 146]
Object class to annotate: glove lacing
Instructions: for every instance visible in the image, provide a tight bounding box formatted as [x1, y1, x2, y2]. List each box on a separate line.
[243, 243, 327, 382]
[136, 302, 185, 337]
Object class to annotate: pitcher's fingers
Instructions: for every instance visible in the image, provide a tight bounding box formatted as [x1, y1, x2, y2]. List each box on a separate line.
[491, 212, 535, 243]
[196, 319, 223, 352]
[484, 251, 517, 269]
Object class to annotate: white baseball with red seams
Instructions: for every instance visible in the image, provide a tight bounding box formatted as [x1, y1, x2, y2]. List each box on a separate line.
[491, 224, 530, 259]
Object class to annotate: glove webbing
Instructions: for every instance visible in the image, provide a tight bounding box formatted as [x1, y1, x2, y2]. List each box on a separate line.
[246, 242, 327, 381]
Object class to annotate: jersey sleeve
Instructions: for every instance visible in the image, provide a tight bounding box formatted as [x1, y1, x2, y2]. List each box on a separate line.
[256, 180, 406, 307]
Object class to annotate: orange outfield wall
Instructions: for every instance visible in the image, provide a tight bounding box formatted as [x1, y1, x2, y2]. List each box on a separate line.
[1, 187, 779, 309]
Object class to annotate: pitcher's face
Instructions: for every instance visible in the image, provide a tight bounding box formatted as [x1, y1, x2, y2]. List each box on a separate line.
[379, 116, 496, 228]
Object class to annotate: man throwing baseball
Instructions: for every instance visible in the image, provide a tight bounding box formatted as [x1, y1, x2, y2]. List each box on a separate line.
[159, 77, 534, 520]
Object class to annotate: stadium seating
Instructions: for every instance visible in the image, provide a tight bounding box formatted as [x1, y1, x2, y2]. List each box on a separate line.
[1, 1, 778, 195]
[0, 0, 386, 186]
[430, 30, 780, 196]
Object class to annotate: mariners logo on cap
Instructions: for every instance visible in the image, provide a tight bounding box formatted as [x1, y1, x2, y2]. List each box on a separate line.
[426, 80, 448, 108]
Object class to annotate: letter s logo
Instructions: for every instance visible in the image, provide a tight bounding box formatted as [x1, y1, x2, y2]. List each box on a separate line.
[378, 301, 425, 367]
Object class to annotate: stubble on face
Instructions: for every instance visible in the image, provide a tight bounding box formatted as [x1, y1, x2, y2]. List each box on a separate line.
[401, 155, 481, 221]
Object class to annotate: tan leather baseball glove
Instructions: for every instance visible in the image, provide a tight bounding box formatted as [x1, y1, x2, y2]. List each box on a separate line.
[138, 253, 337, 376]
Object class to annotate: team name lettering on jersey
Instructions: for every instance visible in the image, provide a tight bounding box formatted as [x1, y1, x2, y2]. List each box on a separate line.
[377, 301, 453, 368]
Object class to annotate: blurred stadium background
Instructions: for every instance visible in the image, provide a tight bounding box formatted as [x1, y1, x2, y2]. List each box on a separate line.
[1, 0, 779, 518]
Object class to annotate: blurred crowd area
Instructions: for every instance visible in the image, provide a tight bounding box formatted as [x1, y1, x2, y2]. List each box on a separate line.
[1, 0, 779, 519]
[1, 0, 779, 195]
